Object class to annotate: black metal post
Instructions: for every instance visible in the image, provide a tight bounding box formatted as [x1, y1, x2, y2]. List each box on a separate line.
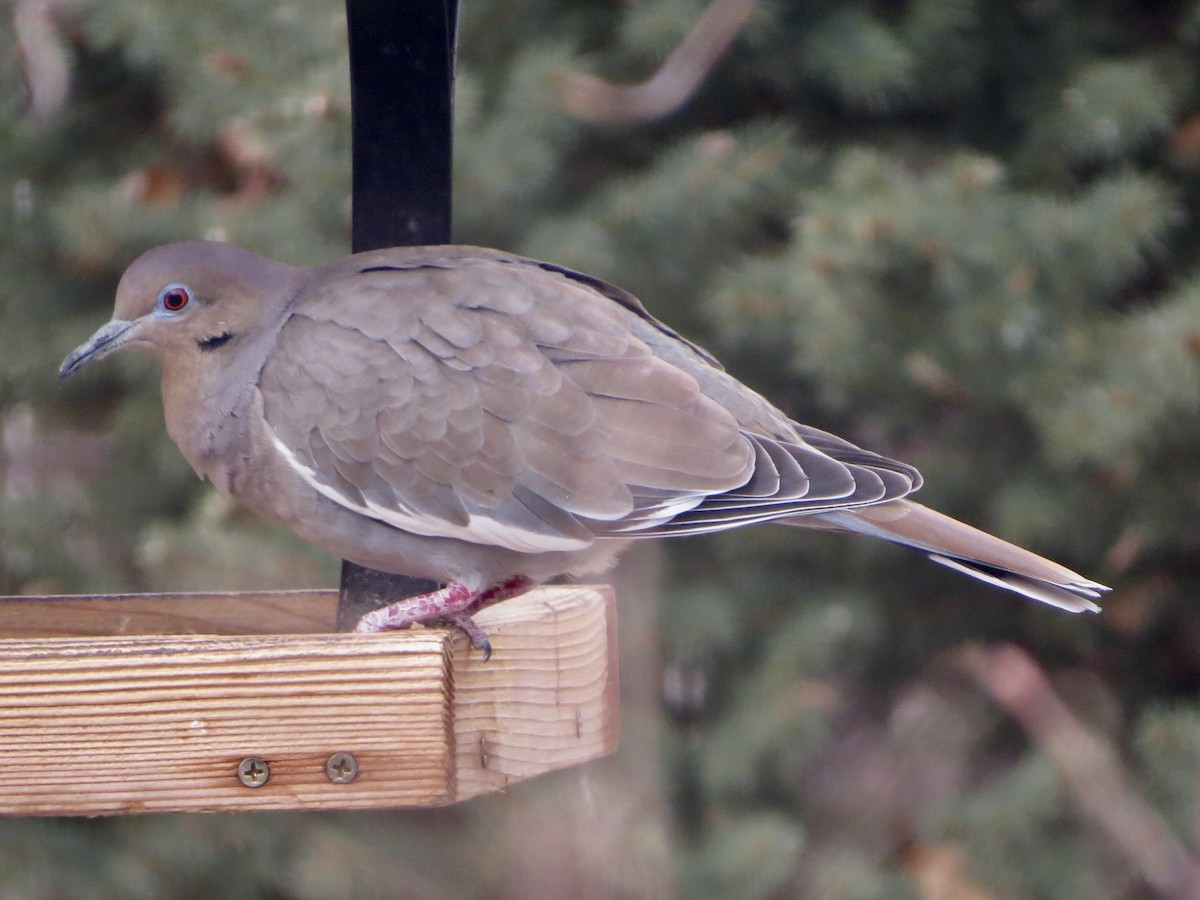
[336, 0, 459, 630]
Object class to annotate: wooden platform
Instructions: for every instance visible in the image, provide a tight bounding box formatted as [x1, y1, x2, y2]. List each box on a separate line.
[0, 584, 618, 815]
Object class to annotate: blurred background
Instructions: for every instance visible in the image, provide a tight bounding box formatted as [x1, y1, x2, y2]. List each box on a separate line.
[3, 0, 1200, 896]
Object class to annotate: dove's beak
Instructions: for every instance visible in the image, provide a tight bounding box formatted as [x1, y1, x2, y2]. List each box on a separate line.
[59, 319, 137, 379]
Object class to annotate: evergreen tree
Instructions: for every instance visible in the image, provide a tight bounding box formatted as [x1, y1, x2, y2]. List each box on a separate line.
[2, 1, 1199, 896]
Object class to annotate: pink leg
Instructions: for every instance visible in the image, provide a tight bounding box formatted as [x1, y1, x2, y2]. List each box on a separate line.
[353, 576, 535, 661]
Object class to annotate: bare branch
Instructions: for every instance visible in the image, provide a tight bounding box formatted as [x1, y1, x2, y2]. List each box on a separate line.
[14, 0, 71, 123]
[559, 0, 758, 124]
[963, 643, 1200, 899]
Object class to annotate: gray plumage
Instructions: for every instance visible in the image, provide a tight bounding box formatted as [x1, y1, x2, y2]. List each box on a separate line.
[60, 241, 1107, 645]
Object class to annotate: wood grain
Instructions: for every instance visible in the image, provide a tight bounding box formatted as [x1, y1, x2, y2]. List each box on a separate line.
[0, 589, 340, 637]
[450, 584, 620, 800]
[0, 584, 617, 814]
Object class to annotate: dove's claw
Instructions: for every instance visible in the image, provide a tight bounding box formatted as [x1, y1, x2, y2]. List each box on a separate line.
[447, 613, 493, 661]
[351, 576, 534, 661]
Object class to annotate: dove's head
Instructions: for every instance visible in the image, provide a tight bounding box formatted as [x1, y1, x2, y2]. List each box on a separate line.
[59, 241, 307, 379]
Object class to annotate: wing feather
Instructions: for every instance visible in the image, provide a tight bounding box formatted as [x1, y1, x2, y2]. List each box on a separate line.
[259, 249, 921, 554]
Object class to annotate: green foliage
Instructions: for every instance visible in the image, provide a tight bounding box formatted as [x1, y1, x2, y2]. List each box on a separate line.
[2, 0, 1200, 897]
[1135, 706, 1200, 845]
[933, 755, 1116, 900]
[683, 811, 805, 900]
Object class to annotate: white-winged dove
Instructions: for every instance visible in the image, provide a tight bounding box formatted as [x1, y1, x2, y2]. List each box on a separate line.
[61, 241, 1107, 654]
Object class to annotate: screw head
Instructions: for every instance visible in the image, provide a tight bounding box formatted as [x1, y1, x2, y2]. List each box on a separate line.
[237, 756, 270, 788]
[325, 752, 358, 784]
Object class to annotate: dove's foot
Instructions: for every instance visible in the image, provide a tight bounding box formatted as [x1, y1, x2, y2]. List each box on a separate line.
[352, 576, 535, 661]
[443, 613, 495, 662]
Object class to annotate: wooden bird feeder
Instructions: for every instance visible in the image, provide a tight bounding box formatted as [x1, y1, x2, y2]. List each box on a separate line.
[0, 0, 620, 814]
[0, 586, 617, 815]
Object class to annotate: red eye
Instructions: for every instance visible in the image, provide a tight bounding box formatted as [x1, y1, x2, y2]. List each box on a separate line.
[160, 285, 191, 313]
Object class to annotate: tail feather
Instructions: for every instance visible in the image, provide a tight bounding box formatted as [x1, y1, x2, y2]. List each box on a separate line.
[815, 499, 1108, 613]
[926, 554, 1101, 613]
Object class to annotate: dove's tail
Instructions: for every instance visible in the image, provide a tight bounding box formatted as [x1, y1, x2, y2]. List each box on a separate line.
[811, 499, 1108, 613]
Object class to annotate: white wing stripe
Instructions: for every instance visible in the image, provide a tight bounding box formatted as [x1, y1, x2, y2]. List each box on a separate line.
[270, 434, 590, 553]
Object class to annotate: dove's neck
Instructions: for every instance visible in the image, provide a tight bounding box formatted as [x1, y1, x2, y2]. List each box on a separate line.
[161, 316, 293, 490]
[161, 368, 251, 490]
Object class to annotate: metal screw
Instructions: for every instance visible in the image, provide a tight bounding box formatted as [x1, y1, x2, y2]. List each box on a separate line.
[237, 756, 270, 788]
[325, 752, 358, 784]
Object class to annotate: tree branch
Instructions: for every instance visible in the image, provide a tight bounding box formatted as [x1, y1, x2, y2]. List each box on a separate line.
[962, 643, 1200, 899]
[559, 0, 757, 123]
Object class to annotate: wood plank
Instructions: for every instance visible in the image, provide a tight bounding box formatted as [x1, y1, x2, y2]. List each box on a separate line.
[0, 585, 617, 814]
[450, 584, 621, 801]
[0, 589, 340, 637]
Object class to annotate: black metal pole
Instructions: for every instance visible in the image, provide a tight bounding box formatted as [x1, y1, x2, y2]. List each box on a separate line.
[336, 0, 458, 629]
